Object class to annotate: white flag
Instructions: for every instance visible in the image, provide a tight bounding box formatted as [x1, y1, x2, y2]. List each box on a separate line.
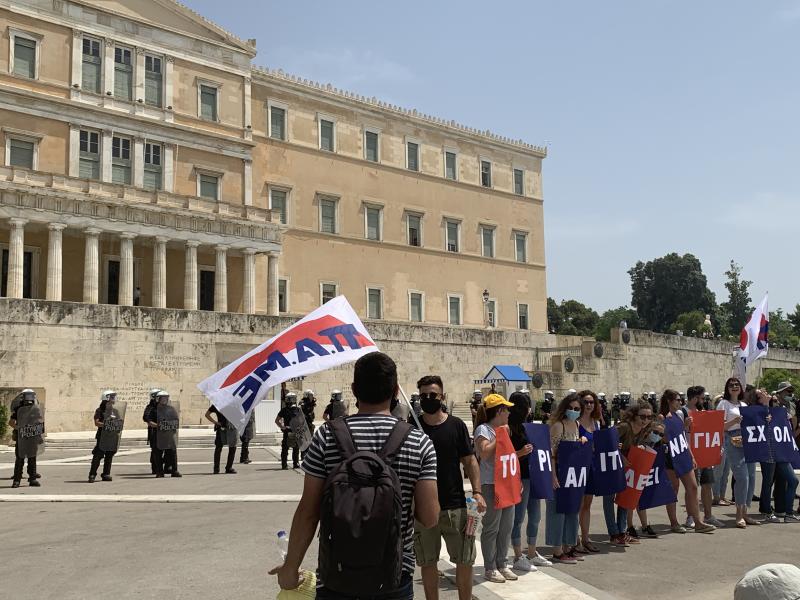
[735, 293, 769, 385]
[197, 296, 378, 431]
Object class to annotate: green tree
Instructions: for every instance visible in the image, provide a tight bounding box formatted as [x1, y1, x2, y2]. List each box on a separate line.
[546, 297, 562, 334]
[720, 260, 752, 335]
[547, 298, 599, 336]
[628, 253, 717, 333]
[788, 304, 800, 337]
[669, 310, 711, 336]
[769, 309, 800, 349]
[755, 369, 800, 394]
[594, 306, 643, 341]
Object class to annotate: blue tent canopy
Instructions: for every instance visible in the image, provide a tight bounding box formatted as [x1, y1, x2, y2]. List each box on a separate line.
[474, 365, 531, 384]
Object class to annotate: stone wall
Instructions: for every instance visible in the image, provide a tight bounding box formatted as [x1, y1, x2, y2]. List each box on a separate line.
[2, 299, 800, 431]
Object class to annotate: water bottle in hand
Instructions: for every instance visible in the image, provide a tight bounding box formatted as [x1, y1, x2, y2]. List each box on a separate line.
[277, 530, 289, 562]
[465, 497, 482, 537]
[275, 530, 317, 599]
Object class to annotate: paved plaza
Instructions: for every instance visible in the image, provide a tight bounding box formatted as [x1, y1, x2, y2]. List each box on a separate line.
[2, 439, 799, 600]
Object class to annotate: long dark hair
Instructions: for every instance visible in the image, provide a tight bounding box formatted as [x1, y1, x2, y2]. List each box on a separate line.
[508, 391, 531, 439]
[549, 392, 580, 425]
[723, 377, 743, 401]
[659, 389, 680, 417]
[623, 400, 654, 425]
[577, 390, 601, 421]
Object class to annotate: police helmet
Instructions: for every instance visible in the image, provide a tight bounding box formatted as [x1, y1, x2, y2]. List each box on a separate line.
[149, 388, 161, 401]
[286, 392, 298, 404]
[156, 390, 170, 402]
[101, 389, 117, 403]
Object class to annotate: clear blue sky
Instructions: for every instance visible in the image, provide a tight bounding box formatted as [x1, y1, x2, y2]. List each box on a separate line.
[184, 0, 800, 315]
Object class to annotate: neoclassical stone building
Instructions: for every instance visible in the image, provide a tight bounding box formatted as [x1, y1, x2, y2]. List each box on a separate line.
[0, 0, 548, 430]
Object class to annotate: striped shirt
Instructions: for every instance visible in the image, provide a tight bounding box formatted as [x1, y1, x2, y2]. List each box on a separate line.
[302, 414, 437, 579]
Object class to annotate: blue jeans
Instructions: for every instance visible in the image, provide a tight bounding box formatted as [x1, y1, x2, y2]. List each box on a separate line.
[759, 462, 776, 514]
[773, 462, 799, 515]
[317, 573, 413, 600]
[602, 494, 628, 536]
[511, 480, 542, 547]
[713, 447, 731, 499]
[544, 498, 579, 548]
[725, 432, 756, 508]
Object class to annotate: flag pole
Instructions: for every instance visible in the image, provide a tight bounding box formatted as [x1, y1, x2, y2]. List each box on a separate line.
[398, 385, 422, 429]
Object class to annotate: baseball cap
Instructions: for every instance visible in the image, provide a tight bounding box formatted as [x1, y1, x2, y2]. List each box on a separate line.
[734, 563, 800, 600]
[483, 394, 513, 409]
[776, 381, 794, 394]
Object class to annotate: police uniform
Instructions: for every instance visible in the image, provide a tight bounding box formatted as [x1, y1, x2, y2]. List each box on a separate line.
[88, 396, 118, 482]
[239, 412, 255, 464]
[209, 405, 237, 474]
[142, 390, 160, 474]
[277, 404, 301, 469]
[11, 394, 41, 488]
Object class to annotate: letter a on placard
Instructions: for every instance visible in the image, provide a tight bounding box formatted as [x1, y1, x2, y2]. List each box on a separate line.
[565, 467, 578, 487]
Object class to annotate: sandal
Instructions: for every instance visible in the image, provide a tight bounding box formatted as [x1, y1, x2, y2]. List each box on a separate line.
[572, 543, 590, 555]
[719, 498, 733, 506]
[582, 539, 600, 553]
[736, 519, 747, 529]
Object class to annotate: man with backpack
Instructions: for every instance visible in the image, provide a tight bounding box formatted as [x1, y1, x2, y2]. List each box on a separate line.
[270, 352, 440, 598]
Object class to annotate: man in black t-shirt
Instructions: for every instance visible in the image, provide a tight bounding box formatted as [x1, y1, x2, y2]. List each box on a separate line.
[275, 393, 301, 469]
[415, 375, 485, 600]
[205, 404, 237, 474]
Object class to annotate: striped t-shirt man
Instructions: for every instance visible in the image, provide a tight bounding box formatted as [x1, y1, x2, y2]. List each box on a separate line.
[302, 414, 438, 579]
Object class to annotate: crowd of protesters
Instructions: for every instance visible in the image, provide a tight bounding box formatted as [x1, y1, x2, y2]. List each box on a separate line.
[270, 352, 799, 599]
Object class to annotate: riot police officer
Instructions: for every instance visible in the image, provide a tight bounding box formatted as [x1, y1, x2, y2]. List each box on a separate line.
[275, 392, 301, 469]
[469, 389, 483, 428]
[148, 390, 181, 478]
[301, 389, 316, 433]
[142, 388, 160, 474]
[646, 391, 658, 412]
[540, 390, 555, 424]
[88, 390, 125, 482]
[322, 389, 346, 421]
[9, 389, 43, 488]
[619, 392, 632, 412]
[205, 403, 237, 474]
[239, 411, 256, 465]
[598, 392, 611, 428]
[703, 392, 712, 411]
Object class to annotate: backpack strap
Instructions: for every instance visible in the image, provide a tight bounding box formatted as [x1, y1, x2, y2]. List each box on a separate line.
[378, 421, 413, 463]
[329, 418, 357, 459]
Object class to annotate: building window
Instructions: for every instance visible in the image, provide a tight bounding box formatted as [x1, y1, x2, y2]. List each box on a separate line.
[481, 226, 495, 258]
[365, 206, 381, 241]
[278, 278, 288, 313]
[111, 136, 132, 185]
[198, 268, 215, 310]
[319, 118, 335, 151]
[514, 168, 524, 195]
[199, 84, 218, 121]
[11, 31, 39, 79]
[320, 198, 337, 233]
[7, 138, 35, 169]
[270, 105, 286, 140]
[1, 246, 38, 298]
[82, 37, 102, 94]
[448, 295, 462, 326]
[114, 46, 133, 101]
[407, 214, 421, 247]
[144, 55, 163, 107]
[270, 188, 288, 225]
[367, 288, 383, 320]
[518, 304, 529, 330]
[487, 299, 497, 328]
[444, 151, 457, 181]
[406, 141, 419, 171]
[480, 160, 492, 188]
[365, 130, 379, 162]
[321, 282, 337, 305]
[79, 129, 100, 180]
[198, 172, 219, 200]
[143, 142, 162, 191]
[409, 292, 424, 323]
[515, 231, 527, 263]
[445, 220, 460, 253]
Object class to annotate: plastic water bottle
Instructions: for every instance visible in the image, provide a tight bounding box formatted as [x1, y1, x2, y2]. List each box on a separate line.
[465, 497, 482, 537]
[275, 531, 316, 599]
[277, 530, 289, 561]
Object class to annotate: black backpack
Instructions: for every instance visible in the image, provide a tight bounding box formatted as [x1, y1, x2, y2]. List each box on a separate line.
[318, 418, 412, 594]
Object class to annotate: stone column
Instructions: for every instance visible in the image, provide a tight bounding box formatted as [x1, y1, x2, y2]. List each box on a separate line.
[119, 233, 136, 306]
[267, 251, 280, 316]
[6, 218, 27, 299]
[83, 228, 101, 304]
[242, 248, 256, 314]
[46, 223, 67, 301]
[183, 241, 199, 310]
[214, 245, 228, 313]
[152, 236, 168, 308]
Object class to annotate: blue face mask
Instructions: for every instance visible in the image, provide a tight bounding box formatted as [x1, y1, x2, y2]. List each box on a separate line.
[648, 432, 661, 444]
[565, 409, 581, 421]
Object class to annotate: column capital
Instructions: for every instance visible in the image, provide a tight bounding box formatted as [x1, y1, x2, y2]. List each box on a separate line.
[48, 223, 67, 232]
[9, 218, 28, 228]
[85, 227, 102, 236]
[242, 247, 257, 256]
[154, 236, 169, 244]
[215, 244, 229, 253]
[267, 250, 281, 258]
[185, 240, 201, 249]
[165, 55, 174, 64]
[119, 232, 137, 240]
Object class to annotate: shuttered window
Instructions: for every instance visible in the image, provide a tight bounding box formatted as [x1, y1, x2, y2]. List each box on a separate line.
[448, 297, 461, 325]
[144, 142, 162, 191]
[365, 131, 379, 162]
[144, 55, 163, 107]
[368, 289, 383, 320]
[410, 293, 423, 322]
[481, 226, 495, 258]
[13, 36, 36, 79]
[518, 304, 529, 330]
[407, 214, 421, 247]
[320, 199, 336, 233]
[270, 106, 286, 140]
[446, 220, 459, 252]
[321, 283, 337, 305]
[82, 37, 102, 94]
[366, 207, 381, 241]
[270, 189, 287, 224]
[515, 232, 527, 263]
[445, 151, 457, 180]
[481, 160, 492, 187]
[79, 130, 100, 180]
[514, 168, 524, 195]
[319, 119, 334, 151]
[199, 174, 219, 200]
[200, 85, 218, 121]
[9, 139, 34, 169]
[111, 136, 131, 185]
[407, 142, 419, 171]
[114, 46, 133, 101]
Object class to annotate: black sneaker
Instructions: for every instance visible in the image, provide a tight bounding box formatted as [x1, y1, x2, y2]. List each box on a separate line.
[626, 526, 640, 540]
[88, 475, 96, 483]
[12, 480, 20, 488]
[213, 468, 220, 474]
[240, 459, 252, 465]
[171, 472, 182, 478]
[101, 475, 112, 482]
[33, 473, 42, 479]
[156, 473, 165, 478]
[641, 525, 659, 538]
[29, 479, 41, 487]
[225, 468, 237, 474]
[281, 465, 288, 470]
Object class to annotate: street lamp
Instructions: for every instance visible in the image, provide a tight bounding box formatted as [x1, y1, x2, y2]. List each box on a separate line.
[482, 289, 490, 327]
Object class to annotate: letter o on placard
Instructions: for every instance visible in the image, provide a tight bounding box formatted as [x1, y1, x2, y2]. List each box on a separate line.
[510, 453, 518, 476]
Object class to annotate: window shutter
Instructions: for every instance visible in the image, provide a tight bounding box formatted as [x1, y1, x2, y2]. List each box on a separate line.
[14, 38, 36, 78]
[143, 169, 161, 191]
[145, 73, 162, 107]
[9, 140, 34, 169]
[79, 158, 99, 180]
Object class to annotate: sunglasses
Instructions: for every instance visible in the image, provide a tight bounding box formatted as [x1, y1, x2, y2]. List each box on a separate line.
[568, 405, 581, 411]
[728, 383, 740, 389]
[583, 400, 595, 405]
[638, 414, 653, 420]
[419, 393, 440, 401]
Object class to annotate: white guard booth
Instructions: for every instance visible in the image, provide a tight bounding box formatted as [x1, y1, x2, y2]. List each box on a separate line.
[473, 365, 532, 400]
[254, 376, 306, 434]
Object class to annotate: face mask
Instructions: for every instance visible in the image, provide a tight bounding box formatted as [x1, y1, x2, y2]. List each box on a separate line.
[565, 409, 580, 421]
[648, 432, 661, 444]
[420, 397, 442, 414]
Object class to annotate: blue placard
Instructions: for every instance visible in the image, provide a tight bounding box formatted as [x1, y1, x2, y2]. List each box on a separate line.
[524, 422, 554, 500]
[555, 440, 593, 514]
[638, 446, 678, 509]
[769, 407, 800, 467]
[741, 405, 771, 463]
[590, 428, 626, 496]
[665, 415, 694, 477]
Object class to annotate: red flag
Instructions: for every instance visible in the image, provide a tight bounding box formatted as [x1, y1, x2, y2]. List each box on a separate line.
[493, 427, 522, 509]
[689, 410, 724, 468]
[615, 446, 657, 510]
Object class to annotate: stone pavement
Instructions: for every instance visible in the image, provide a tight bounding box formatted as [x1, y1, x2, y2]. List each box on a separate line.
[2, 442, 799, 599]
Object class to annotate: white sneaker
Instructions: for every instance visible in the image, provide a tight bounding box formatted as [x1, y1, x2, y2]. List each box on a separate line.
[530, 552, 553, 567]
[499, 567, 518, 581]
[485, 570, 505, 583]
[513, 555, 535, 572]
[684, 516, 695, 529]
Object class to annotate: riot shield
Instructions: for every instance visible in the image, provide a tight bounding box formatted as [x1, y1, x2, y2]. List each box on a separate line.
[16, 403, 45, 458]
[156, 401, 180, 451]
[99, 401, 127, 452]
[329, 401, 346, 420]
[391, 399, 411, 422]
[220, 422, 238, 448]
[288, 410, 313, 452]
[241, 413, 255, 442]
